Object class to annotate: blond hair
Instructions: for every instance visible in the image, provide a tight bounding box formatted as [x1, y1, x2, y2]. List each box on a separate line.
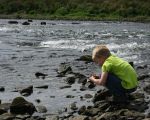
[92, 45, 111, 61]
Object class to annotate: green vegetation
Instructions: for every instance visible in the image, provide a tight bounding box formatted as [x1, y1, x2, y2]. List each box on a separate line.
[0, 0, 150, 21]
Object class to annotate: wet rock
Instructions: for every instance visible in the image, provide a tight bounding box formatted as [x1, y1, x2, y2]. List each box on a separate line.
[57, 63, 72, 76]
[22, 21, 30, 25]
[36, 105, 47, 113]
[28, 19, 33, 22]
[35, 99, 41, 103]
[59, 85, 72, 89]
[8, 21, 18, 24]
[85, 81, 96, 89]
[130, 92, 144, 100]
[66, 95, 75, 98]
[74, 73, 87, 85]
[57, 63, 72, 75]
[35, 85, 48, 89]
[84, 107, 100, 117]
[97, 109, 145, 120]
[0, 103, 11, 113]
[16, 114, 30, 120]
[41, 22, 46, 25]
[0, 87, 5, 92]
[69, 115, 89, 120]
[10, 97, 36, 115]
[78, 106, 86, 115]
[20, 85, 33, 96]
[137, 65, 148, 69]
[70, 102, 78, 111]
[65, 75, 76, 85]
[138, 74, 150, 80]
[84, 94, 93, 99]
[35, 72, 48, 79]
[0, 109, 7, 115]
[76, 55, 93, 62]
[93, 89, 112, 103]
[27, 116, 45, 120]
[46, 115, 59, 120]
[0, 113, 15, 120]
[80, 85, 87, 91]
[72, 22, 80, 24]
[95, 101, 110, 111]
[61, 113, 73, 119]
[127, 98, 148, 112]
[50, 96, 55, 98]
[143, 84, 150, 94]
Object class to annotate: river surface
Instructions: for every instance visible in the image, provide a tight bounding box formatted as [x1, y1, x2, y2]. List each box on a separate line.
[0, 19, 150, 114]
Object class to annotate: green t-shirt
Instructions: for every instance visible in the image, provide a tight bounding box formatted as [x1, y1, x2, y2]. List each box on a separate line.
[102, 54, 138, 89]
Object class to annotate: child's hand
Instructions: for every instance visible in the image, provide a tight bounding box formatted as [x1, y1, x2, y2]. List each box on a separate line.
[89, 75, 95, 81]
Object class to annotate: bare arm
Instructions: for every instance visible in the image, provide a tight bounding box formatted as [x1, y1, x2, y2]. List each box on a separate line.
[89, 72, 108, 86]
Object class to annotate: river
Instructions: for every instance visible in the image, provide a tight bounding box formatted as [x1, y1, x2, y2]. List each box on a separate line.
[0, 19, 150, 114]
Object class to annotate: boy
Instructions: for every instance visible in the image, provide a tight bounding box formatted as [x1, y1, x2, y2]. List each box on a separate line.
[89, 45, 138, 103]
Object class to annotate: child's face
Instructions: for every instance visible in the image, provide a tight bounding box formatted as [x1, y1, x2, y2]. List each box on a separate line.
[94, 57, 105, 66]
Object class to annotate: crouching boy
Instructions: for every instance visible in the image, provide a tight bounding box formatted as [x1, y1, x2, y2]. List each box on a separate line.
[89, 45, 138, 103]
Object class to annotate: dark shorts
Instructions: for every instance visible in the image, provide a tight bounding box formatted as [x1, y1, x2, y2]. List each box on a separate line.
[105, 73, 137, 99]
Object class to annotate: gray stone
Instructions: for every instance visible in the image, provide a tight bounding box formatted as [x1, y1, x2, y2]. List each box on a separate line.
[69, 115, 89, 120]
[84, 94, 93, 99]
[0, 113, 15, 120]
[20, 85, 33, 96]
[65, 75, 76, 85]
[78, 106, 86, 115]
[36, 105, 47, 113]
[45, 115, 59, 120]
[70, 102, 78, 111]
[57, 63, 72, 76]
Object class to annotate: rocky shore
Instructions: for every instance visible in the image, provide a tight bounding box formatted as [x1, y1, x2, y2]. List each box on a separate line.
[0, 55, 150, 120]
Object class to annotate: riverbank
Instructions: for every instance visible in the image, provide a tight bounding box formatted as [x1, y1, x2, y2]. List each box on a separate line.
[0, 58, 150, 120]
[0, 14, 150, 22]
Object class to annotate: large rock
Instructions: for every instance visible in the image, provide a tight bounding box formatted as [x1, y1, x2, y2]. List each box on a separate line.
[20, 85, 33, 96]
[10, 97, 36, 115]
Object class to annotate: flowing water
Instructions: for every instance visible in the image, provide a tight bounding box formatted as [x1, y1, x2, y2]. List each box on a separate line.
[0, 19, 150, 114]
